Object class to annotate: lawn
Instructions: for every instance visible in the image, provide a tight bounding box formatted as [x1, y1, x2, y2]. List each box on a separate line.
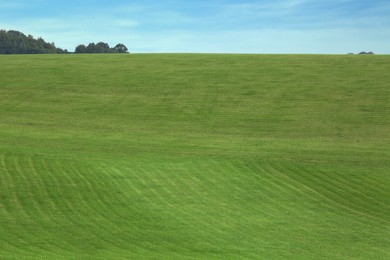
[0, 54, 389, 259]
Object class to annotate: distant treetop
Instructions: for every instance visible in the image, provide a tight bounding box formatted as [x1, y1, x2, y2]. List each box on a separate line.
[0, 29, 67, 54]
[75, 42, 128, 54]
[0, 29, 130, 54]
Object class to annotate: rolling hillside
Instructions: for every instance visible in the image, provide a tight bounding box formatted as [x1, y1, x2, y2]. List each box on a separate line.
[0, 54, 389, 259]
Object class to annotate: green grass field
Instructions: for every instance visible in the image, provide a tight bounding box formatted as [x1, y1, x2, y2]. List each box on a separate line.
[0, 54, 389, 259]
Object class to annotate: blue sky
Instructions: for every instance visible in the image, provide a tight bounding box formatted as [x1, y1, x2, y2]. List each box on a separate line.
[1, 0, 389, 53]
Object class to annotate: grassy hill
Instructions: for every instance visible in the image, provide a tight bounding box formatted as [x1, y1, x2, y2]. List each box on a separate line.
[0, 54, 389, 259]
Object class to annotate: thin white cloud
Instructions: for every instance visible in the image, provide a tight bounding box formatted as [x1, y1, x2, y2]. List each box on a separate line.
[222, 0, 312, 14]
[112, 3, 154, 14]
[283, 0, 311, 8]
[0, 2, 25, 9]
[114, 19, 139, 28]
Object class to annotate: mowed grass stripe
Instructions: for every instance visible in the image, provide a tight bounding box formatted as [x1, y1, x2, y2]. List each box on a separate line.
[150, 162, 249, 255]
[321, 167, 389, 207]
[55, 161, 156, 257]
[312, 167, 390, 217]
[55, 162, 127, 254]
[99, 159, 342, 256]
[168, 163, 244, 244]
[268, 161, 390, 225]
[0, 155, 67, 258]
[100, 161, 266, 257]
[36, 156, 124, 256]
[13, 156, 87, 256]
[28, 157, 87, 254]
[20, 156, 72, 255]
[97, 163, 194, 256]
[292, 162, 389, 224]
[165, 162, 258, 258]
[226, 159, 342, 241]
[0, 154, 16, 215]
[3, 155, 154, 258]
[116, 162, 230, 252]
[0, 155, 36, 257]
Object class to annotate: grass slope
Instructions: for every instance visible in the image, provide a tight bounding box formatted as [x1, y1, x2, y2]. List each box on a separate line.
[0, 54, 389, 259]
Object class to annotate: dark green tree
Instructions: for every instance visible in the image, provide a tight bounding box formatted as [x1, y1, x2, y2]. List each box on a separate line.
[75, 44, 87, 53]
[0, 29, 66, 54]
[96, 42, 112, 53]
[74, 42, 129, 53]
[113, 43, 128, 53]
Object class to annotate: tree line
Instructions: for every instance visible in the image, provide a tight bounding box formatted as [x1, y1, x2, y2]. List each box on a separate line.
[75, 42, 128, 53]
[0, 29, 129, 54]
[0, 30, 67, 54]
